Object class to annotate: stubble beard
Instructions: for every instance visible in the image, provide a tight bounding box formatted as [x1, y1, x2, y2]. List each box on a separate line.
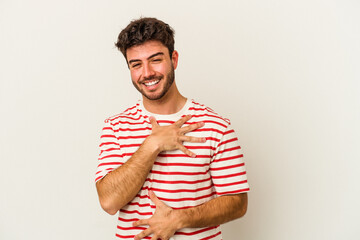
[133, 65, 175, 101]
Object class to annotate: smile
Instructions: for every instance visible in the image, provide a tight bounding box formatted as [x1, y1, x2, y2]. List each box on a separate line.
[143, 80, 160, 86]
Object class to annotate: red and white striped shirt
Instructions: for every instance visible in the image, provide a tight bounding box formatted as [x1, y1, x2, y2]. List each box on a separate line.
[96, 99, 250, 239]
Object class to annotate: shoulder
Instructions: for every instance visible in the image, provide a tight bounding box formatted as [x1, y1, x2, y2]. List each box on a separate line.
[104, 102, 142, 124]
[190, 99, 231, 127]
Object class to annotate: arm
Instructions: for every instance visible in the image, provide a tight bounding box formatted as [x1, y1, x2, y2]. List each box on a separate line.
[134, 191, 248, 240]
[133, 123, 249, 239]
[95, 138, 159, 215]
[96, 115, 206, 215]
[176, 192, 247, 228]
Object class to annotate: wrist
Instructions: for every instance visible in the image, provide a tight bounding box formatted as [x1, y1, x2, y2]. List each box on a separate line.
[143, 135, 161, 155]
[172, 208, 187, 230]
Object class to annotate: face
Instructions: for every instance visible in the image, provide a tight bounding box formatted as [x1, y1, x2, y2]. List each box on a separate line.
[126, 40, 178, 101]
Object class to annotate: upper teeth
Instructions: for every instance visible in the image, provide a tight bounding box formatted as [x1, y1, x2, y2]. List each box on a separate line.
[144, 80, 159, 86]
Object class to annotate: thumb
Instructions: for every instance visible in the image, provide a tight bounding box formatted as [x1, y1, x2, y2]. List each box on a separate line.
[149, 190, 162, 206]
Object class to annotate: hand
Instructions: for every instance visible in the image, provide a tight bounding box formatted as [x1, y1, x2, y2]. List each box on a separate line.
[148, 115, 206, 157]
[133, 191, 180, 240]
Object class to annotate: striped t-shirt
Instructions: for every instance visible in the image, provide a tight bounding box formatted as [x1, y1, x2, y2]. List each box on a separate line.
[96, 99, 250, 239]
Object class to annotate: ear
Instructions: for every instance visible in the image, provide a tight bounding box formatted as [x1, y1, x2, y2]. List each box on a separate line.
[171, 50, 179, 70]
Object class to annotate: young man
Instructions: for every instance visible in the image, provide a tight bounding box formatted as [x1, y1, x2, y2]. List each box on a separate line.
[95, 17, 250, 240]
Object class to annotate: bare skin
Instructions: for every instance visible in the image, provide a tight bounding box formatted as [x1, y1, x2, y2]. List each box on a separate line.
[133, 191, 248, 240]
[96, 40, 248, 238]
[96, 115, 206, 214]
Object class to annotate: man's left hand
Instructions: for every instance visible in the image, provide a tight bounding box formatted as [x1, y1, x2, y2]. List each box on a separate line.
[133, 190, 180, 240]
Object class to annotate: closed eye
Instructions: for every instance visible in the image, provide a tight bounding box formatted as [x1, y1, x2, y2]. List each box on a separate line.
[131, 63, 141, 68]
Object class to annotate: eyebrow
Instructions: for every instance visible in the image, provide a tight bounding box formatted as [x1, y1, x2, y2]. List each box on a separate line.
[128, 52, 164, 65]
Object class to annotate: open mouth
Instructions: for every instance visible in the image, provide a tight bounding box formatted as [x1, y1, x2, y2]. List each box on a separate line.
[143, 79, 160, 86]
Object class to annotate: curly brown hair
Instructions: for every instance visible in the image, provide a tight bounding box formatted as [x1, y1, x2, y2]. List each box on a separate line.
[115, 17, 175, 60]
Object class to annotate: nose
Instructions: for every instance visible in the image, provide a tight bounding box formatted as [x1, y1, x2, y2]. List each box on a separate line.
[142, 62, 155, 79]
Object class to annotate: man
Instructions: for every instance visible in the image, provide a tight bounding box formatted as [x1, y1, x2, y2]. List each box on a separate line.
[95, 17, 249, 240]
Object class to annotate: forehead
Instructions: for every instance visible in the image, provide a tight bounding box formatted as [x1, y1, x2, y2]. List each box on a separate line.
[126, 40, 169, 62]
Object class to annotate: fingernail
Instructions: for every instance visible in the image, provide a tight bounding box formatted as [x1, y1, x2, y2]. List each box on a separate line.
[192, 153, 196, 158]
[203, 138, 207, 142]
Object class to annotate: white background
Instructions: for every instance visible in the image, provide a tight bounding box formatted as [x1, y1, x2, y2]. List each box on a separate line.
[1, 0, 359, 239]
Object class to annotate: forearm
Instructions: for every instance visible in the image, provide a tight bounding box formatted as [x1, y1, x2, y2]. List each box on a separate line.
[96, 115, 205, 215]
[175, 193, 248, 229]
[96, 137, 159, 215]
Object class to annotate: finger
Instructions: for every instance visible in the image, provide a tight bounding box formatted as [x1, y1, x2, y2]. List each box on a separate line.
[179, 121, 204, 134]
[135, 228, 153, 240]
[174, 115, 192, 127]
[133, 218, 149, 227]
[150, 235, 159, 240]
[179, 135, 207, 143]
[178, 145, 196, 158]
[149, 190, 163, 206]
[149, 116, 159, 128]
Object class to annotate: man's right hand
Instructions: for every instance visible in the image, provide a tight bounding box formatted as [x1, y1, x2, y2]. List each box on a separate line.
[146, 115, 206, 157]
[96, 115, 206, 214]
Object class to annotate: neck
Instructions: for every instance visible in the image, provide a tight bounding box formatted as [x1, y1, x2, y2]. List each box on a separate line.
[142, 82, 187, 115]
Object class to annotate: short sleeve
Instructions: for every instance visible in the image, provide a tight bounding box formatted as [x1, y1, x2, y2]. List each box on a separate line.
[210, 124, 250, 196]
[95, 119, 124, 182]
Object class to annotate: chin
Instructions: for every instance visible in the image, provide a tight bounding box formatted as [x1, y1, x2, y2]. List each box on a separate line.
[143, 94, 164, 101]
